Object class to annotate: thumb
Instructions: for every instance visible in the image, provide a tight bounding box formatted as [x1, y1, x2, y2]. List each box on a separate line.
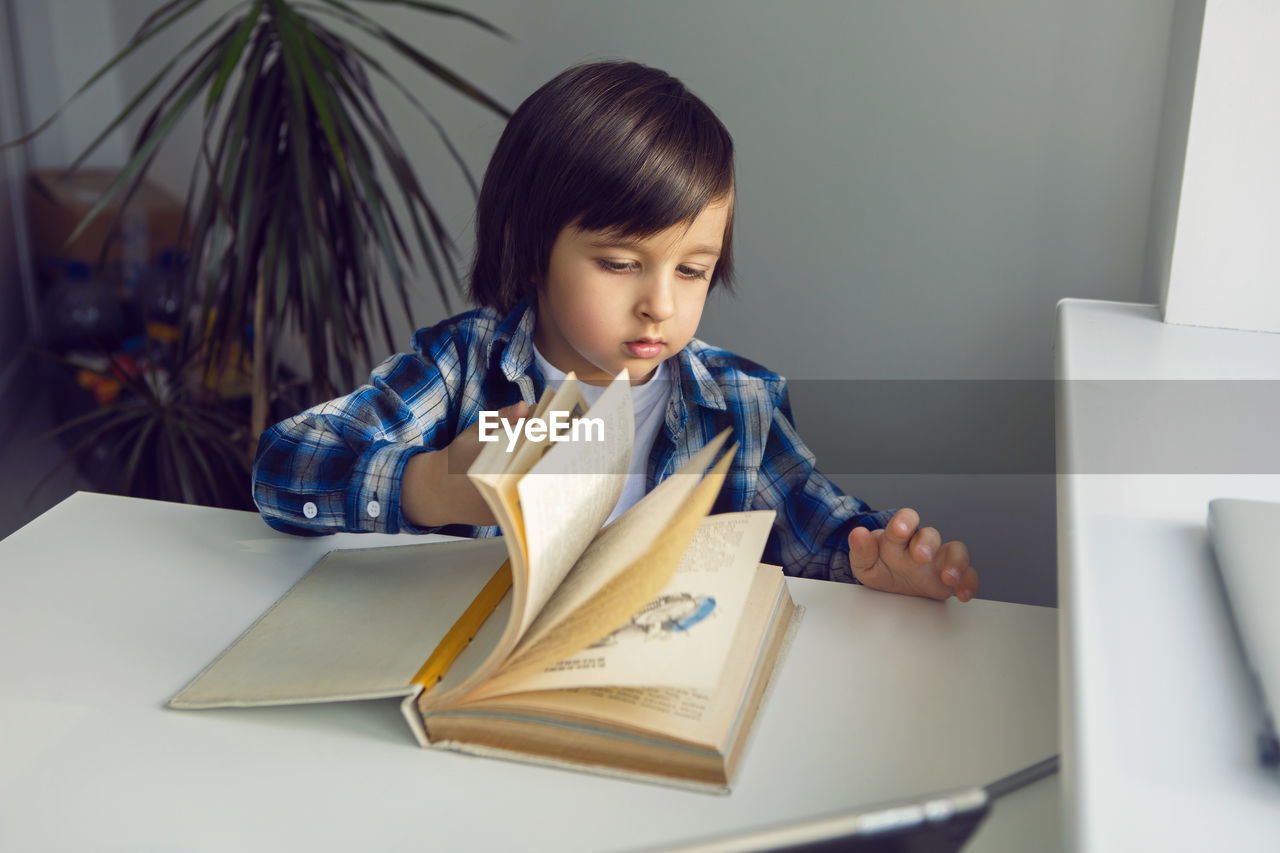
[847, 527, 881, 573]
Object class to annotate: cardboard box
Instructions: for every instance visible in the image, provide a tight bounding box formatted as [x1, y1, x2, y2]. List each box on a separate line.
[26, 167, 186, 285]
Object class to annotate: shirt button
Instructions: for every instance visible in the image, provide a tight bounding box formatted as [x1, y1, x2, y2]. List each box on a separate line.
[302, 501, 318, 519]
[367, 500, 381, 519]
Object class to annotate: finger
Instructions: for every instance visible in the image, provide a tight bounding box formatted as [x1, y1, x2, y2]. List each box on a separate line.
[883, 508, 920, 547]
[937, 540, 974, 595]
[946, 561, 980, 602]
[909, 526, 942, 565]
[875, 508, 919, 568]
[847, 526, 881, 573]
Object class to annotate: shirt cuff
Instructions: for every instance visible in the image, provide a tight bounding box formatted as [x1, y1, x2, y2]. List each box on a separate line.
[349, 441, 429, 534]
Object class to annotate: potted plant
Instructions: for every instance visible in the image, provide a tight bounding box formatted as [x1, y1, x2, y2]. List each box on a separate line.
[10, 0, 510, 508]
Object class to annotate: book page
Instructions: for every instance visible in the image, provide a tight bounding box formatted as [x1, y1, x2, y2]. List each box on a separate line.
[519, 511, 773, 691]
[424, 377, 616, 710]
[450, 564, 791, 747]
[466, 383, 567, 583]
[473, 510, 773, 698]
[466, 448, 736, 699]
[513, 429, 733, 653]
[513, 373, 633, 637]
[467, 383, 571, 598]
[467, 384, 565, 480]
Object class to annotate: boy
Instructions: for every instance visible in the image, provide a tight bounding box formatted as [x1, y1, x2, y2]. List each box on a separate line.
[253, 61, 978, 603]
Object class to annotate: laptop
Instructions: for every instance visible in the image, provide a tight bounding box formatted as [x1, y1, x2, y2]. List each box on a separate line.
[1207, 498, 1280, 768]
[644, 756, 1059, 853]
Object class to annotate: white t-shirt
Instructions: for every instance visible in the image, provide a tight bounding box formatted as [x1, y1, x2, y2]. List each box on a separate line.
[531, 347, 672, 525]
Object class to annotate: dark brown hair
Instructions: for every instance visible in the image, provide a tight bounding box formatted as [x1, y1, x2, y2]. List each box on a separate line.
[469, 61, 735, 312]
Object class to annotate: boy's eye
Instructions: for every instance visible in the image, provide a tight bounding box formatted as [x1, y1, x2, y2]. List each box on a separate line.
[596, 259, 637, 274]
[595, 258, 710, 280]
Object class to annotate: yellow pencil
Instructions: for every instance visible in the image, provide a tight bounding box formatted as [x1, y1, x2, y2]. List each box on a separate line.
[412, 560, 513, 690]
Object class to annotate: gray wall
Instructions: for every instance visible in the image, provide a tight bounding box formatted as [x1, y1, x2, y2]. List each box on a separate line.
[17, 0, 1184, 606]
[9, 0, 129, 168]
[0, 0, 34, 434]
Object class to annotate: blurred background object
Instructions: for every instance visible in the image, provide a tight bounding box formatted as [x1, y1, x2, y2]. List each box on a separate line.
[1, 0, 511, 517]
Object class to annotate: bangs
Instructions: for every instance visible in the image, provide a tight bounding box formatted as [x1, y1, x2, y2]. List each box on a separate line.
[569, 94, 735, 240]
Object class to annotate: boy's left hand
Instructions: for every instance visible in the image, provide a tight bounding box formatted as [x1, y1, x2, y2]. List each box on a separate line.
[847, 508, 979, 602]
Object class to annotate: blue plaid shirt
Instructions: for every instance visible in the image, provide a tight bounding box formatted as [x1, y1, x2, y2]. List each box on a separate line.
[252, 301, 892, 581]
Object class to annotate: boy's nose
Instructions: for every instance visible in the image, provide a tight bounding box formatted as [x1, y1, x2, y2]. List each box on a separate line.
[637, 274, 676, 323]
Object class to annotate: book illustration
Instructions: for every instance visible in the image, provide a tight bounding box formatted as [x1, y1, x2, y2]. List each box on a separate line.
[589, 593, 717, 647]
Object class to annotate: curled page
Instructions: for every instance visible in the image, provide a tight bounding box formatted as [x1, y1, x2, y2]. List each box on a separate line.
[473, 445, 736, 697]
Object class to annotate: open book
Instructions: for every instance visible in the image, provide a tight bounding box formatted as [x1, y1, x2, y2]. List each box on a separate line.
[169, 371, 801, 792]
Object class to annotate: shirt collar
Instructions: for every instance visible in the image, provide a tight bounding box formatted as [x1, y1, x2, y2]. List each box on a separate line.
[661, 340, 726, 443]
[488, 299, 539, 386]
[674, 341, 727, 412]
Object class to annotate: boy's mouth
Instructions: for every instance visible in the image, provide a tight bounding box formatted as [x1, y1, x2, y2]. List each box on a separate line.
[624, 338, 664, 359]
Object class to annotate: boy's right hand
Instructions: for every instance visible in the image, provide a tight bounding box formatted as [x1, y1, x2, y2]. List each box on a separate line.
[402, 400, 529, 528]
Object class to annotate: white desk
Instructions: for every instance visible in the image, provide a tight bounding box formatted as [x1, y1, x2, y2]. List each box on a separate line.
[1056, 299, 1280, 852]
[0, 492, 1058, 851]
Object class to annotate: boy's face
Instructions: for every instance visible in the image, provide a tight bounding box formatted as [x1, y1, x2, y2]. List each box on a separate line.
[534, 197, 730, 386]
